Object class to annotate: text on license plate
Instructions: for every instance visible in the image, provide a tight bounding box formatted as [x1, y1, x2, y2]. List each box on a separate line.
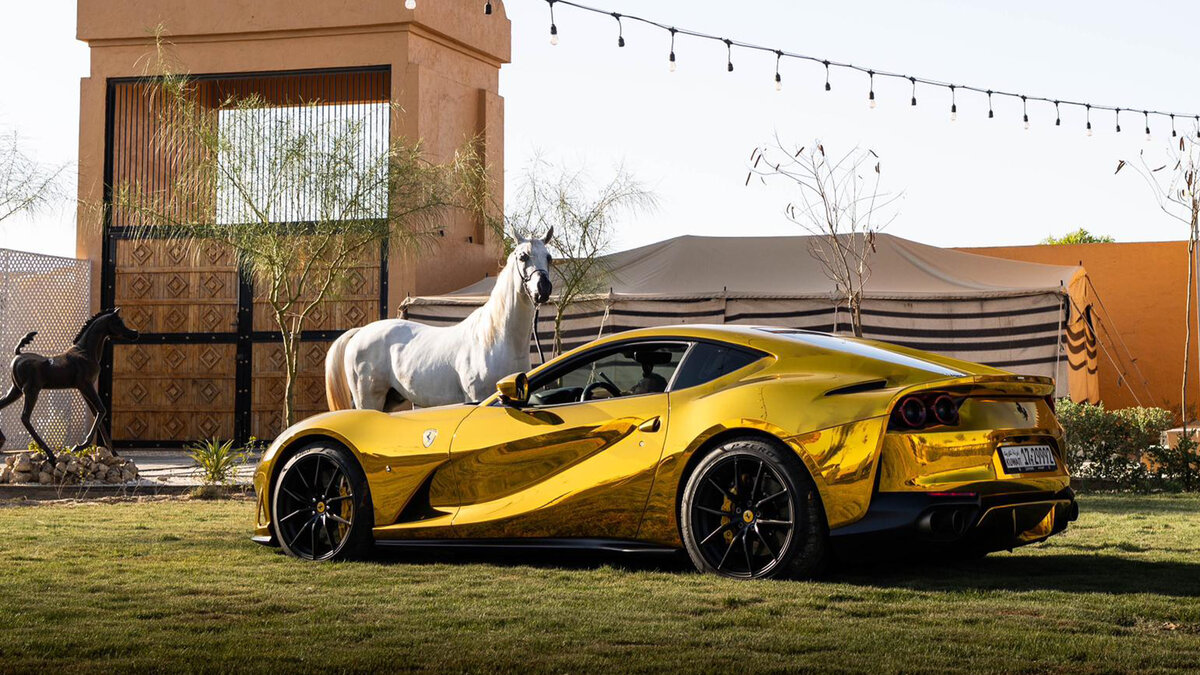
[999, 444, 1057, 473]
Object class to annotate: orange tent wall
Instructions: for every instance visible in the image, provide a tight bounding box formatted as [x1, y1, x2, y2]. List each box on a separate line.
[961, 241, 1196, 414]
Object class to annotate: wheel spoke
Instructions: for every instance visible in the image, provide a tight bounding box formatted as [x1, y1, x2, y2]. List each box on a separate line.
[310, 516, 320, 558]
[695, 505, 732, 517]
[756, 518, 793, 527]
[314, 457, 324, 495]
[731, 456, 740, 496]
[278, 507, 310, 524]
[750, 461, 765, 502]
[326, 512, 351, 527]
[707, 477, 736, 502]
[753, 524, 777, 560]
[755, 489, 788, 508]
[287, 518, 314, 551]
[280, 485, 306, 504]
[741, 528, 754, 575]
[324, 463, 340, 496]
[700, 521, 734, 546]
[717, 529, 742, 570]
[324, 494, 352, 504]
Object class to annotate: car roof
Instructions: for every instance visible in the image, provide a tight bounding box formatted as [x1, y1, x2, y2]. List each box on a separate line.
[582, 324, 787, 351]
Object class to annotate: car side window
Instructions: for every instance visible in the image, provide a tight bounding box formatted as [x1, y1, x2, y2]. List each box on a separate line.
[528, 343, 689, 406]
[672, 342, 766, 390]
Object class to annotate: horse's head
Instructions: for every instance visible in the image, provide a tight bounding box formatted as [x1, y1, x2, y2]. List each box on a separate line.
[102, 308, 140, 342]
[511, 228, 554, 305]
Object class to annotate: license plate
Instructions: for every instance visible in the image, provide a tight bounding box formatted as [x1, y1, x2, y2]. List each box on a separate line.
[998, 444, 1057, 473]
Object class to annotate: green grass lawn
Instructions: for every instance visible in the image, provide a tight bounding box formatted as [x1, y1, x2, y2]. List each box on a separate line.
[1, 495, 1199, 673]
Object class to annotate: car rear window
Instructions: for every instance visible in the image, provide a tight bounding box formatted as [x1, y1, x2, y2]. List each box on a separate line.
[672, 342, 766, 390]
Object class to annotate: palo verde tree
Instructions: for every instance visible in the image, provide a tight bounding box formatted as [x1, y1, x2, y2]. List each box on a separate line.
[112, 52, 486, 430]
[506, 157, 655, 357]
[1118, 135, 1200, 435]
[0, 130, 66, 226]
[750, 142, 900, 337]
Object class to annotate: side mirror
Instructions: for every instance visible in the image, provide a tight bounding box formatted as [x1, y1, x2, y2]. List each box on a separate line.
[496, 372, 530, 406]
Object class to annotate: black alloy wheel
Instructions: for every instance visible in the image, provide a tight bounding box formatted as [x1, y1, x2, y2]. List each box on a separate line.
[273, 444, 373, 561]
[680, 438, 827, 579]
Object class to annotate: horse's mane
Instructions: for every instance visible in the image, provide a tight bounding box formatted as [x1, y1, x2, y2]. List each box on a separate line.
[473, 261, 518, 347]
[73, 310, 112, 345]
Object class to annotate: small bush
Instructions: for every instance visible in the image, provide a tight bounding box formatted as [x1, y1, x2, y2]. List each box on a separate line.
[1055, 399, 1194, 491]
[186, 438, 248, 486]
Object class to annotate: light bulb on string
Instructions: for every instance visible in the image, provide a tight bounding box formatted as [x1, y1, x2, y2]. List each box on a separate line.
[1144, 111, 1151, 141]
[1054, 101, 1061, 127]
[868, 71, 876, 109]
[987, 90, 994, 119]
[1171, 115, 1177, 138]
[774, 51, 783, 91]
[484, 1, 492, 15]
[909, 77, 917, 106]
[1086, 105, 1093, 137]
[1115, 108, 1121, 133]
[612, 13, 624, 48]
[668, 28, 676, 72]
[1194, 116, 1198, 140]
[548, 0, 558, 45]
[405, 0, 416, 9]
[1022, 96, 1029, 130]
[724, 39, 734, 72]
[949, 85, 957, 121]
[823, 60, 831, 91]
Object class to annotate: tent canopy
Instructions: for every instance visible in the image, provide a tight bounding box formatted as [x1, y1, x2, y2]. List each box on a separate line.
[403, 234, 1098, 401]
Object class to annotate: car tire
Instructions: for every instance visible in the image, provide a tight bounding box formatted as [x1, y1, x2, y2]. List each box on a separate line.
[680, 437, 828, 579]
[272, 442, 374, 561]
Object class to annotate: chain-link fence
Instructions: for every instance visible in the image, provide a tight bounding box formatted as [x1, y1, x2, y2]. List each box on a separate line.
[0, 248, 92, 450]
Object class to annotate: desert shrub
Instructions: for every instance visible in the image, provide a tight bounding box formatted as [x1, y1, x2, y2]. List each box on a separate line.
[187, 438, 248, 486]
[1055, 399, 1175, 491]
[1147, 436, 1200, 492]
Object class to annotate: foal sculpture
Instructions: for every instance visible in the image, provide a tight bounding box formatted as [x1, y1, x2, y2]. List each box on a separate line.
[326, 229, 554, 411]
[0, 308, 139, 462]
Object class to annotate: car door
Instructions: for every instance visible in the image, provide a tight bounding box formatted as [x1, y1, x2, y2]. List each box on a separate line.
[443, 341, 689, 540]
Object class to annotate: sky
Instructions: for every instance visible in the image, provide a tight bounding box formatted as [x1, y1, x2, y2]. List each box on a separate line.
[1, 0, 1198, 258]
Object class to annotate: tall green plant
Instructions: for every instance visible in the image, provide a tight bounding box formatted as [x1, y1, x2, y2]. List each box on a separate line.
[186, 438, 247, 486]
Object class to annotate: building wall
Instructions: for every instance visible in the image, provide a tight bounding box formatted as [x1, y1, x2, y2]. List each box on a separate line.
[962, 241, 1197, 415]
[76, 0, 510, 312]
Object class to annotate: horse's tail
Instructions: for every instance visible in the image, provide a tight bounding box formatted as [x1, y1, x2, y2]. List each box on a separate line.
[14, 332, 35, 355]
[325, 328, 360, 411]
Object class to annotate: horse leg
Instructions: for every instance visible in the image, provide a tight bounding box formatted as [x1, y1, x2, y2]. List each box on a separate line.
[19, 387, 56, 464]
[74, 384, 111, 453]
[354, 376, 391, 412]
[0, 384, 22, 449]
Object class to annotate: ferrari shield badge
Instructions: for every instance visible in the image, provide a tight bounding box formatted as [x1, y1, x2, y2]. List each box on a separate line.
[422, 429, 438, 448]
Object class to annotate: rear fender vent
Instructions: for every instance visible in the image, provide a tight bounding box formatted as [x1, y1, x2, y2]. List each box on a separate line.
[824, 379, 889, 397]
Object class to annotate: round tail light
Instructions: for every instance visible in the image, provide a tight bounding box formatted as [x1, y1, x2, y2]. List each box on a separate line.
[898, 397, 927, 428]
[931, 395, 959, 426]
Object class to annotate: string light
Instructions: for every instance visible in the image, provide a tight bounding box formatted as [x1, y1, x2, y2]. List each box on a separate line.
[405, 0, 416, 9]
[485, 1, 492, 15]
[1144, 111, 1151, 142]
[668, 28, 676, 72]
[1022, 95, 1029, 130]
[536, 0, 1199, 138]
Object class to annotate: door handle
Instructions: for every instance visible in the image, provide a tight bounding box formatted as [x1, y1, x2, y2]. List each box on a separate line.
[638, 416, 661, 433]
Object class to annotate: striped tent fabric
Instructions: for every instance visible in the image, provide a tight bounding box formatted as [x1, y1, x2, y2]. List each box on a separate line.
[401, 235, 1097, 402]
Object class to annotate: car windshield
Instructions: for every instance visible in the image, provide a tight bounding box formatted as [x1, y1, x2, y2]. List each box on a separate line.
[529, 343, 688, 406]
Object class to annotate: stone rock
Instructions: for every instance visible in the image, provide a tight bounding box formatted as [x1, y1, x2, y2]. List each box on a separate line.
[66, 460, 80, 474]
[104, 469, 122, 484]
[4, 455, 13, 467]
[1, 466, 11, 483]
[13, 455, 32, 472]
[37, 471, 53, 484]
[96, 446, 113, 460]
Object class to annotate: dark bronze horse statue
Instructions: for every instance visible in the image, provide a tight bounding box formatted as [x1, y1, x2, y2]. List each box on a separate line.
[0, 308, 139, 463]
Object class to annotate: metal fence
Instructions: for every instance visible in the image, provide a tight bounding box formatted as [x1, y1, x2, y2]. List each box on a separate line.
[0, 248, 92, 450]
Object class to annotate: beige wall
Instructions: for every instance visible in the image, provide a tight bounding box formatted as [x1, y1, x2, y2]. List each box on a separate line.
[962, 241, 1197, 415]
[76, 0, 510, 314]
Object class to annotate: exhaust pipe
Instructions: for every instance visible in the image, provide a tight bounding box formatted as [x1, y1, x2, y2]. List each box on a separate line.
[917, 506, 975, 540]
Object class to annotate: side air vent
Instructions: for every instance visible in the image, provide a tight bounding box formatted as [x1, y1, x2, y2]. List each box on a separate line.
[824, 379, 889, 397]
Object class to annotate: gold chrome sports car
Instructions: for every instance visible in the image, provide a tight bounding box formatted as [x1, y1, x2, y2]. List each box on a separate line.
[253, 325, 1077, 579]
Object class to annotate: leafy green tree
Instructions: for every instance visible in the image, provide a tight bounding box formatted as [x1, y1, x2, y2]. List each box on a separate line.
[1040, 228, 1115, 245]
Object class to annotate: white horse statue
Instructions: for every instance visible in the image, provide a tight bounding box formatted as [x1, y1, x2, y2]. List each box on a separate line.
[325, 229, 554, 411]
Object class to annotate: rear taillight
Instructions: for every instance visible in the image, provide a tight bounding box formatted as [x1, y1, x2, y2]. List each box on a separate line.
[890, 392, 961, 430]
